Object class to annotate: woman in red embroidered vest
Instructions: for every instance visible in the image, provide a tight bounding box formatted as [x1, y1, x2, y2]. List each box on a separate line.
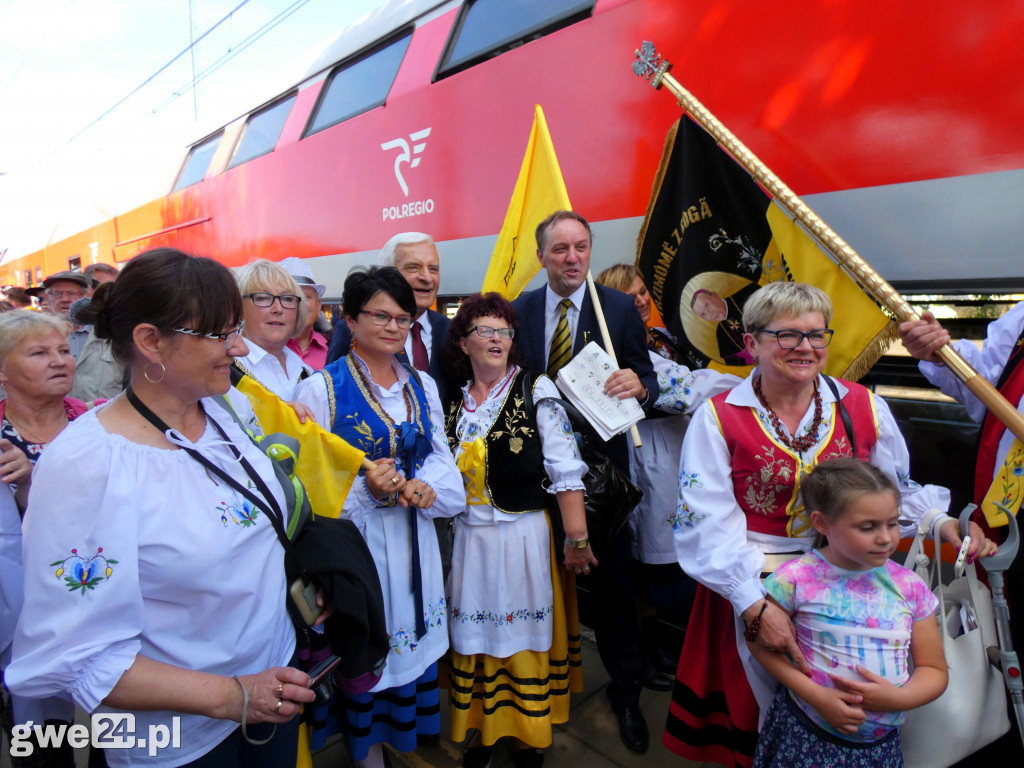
[663, 282, 993, 768]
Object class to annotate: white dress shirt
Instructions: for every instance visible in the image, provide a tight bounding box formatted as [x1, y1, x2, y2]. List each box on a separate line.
[236, 337, 312, 400]
[405, 312, 434, 365]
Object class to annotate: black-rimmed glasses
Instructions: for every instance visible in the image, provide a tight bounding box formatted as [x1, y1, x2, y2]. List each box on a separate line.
[756, 328, 834, 349]
[173, 320, 246, 349]
[244, 292, 301, 309]
[470, 325, 514, 340]
[359, 309, 413, 329]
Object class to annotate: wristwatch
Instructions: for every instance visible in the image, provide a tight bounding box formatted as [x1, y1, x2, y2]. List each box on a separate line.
[566, 536, 589, 549]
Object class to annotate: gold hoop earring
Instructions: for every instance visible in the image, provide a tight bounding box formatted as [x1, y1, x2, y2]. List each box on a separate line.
[143, 362, 166, 384]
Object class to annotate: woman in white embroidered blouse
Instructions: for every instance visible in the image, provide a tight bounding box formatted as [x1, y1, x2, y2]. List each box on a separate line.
[292, 267, 463, 768]
[233, 259, 313, 399]
[440, 293, 591, 768]
[663, 281, 996, 768]
[5, 249, 315, 768]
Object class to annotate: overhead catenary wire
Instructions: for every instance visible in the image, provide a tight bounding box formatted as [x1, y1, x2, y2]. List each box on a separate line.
[36, 0, 253, 164]
[149, 0, 313, 117]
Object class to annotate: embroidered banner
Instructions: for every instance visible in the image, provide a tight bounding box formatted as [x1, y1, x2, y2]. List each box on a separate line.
[635, 116, 892, 380]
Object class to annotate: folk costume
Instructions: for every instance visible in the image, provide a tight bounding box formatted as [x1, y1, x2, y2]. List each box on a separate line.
[918, 299, 1024, 657]
[443, 367, 586, 748]
[663, 371, 951, 768]
[629, 334, 738, 565]
[5, 391, 298, 767]
[292, 353, 463, 760]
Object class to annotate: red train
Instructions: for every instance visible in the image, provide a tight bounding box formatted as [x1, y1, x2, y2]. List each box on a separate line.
[3, 0, 1023, 299]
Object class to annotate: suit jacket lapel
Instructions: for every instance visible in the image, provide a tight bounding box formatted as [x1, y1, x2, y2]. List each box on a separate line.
[525, 290, 547, 371]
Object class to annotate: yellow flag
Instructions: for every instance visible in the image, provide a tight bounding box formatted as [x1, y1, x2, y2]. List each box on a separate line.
[765, 204, 893, 380]
[482, 104, 572, 299]
[235, 375, 365, 519]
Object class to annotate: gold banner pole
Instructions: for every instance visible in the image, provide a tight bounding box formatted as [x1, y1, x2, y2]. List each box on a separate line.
[632, 41, 1024, 444]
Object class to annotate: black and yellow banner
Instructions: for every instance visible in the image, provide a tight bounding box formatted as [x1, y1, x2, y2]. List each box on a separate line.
[636, 116, 892, 379]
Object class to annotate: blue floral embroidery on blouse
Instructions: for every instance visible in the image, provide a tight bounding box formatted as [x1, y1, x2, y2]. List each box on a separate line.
[216, 481, 261, 527]
[896, 472, 922, 490]
[655, 370, 695, 414]
[50, 547, 118, 594]
[679, 469, 703, 489]
[389, 598, 446, 654]
[668, 500, 705, 531]
[450, 603, 553, 627]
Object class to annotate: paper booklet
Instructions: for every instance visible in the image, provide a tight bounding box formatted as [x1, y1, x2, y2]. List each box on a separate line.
[555, 341, 645, 441]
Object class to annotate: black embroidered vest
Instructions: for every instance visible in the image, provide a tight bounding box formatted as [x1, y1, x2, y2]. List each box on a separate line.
[445, 370, 549, 514]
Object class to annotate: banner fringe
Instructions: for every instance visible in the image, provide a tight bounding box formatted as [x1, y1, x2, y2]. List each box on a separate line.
[839, 321, 898, 382]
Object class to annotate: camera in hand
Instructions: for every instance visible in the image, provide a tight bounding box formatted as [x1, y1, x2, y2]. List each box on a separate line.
[308, 655, 342, 706]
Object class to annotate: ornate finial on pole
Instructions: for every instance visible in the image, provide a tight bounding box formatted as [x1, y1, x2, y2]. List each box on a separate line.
[633, 41, 671, 89]
[631, 38, 1024, 443]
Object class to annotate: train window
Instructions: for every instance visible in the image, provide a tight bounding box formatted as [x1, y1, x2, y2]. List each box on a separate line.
[228, 94, 296, 169]
[437, 0, 594, 78]
[67, 256, 81, 272]
[172, 133, 222, 192]
[306, 32, 412, 137]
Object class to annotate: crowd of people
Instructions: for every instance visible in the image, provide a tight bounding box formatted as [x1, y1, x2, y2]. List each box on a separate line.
[0, 210, 1014, 768]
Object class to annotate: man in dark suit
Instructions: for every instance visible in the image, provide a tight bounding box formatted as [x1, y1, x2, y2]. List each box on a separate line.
[512, 210, 659, 753]
[326, 232, 451, 399]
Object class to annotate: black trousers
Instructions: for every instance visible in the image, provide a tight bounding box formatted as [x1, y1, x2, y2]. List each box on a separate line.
[587, 527, 644, 710]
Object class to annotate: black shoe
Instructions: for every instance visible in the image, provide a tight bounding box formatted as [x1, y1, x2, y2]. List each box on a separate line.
[511, 748, 545, 768]
[463, 745, 493, 768]
[636, 661, 673, 692]
[650, 644, 679, 675]
[616, 704, 649, 753]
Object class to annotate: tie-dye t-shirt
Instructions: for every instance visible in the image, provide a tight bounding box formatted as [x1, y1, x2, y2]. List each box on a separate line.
[765, 549, 939, 742]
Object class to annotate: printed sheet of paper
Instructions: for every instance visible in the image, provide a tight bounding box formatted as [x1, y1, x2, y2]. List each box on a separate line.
[556, 342, 645, 441]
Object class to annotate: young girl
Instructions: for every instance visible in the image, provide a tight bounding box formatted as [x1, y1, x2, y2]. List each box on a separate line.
[750, 458, 947, 767]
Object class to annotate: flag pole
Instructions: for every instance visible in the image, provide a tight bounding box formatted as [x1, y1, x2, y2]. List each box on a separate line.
[585, 271, 643, 447]
[632, 41, 1024, 444]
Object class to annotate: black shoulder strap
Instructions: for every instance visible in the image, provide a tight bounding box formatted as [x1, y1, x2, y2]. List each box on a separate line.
[823, 376, 857, 457]
[125, 386, 295, 560]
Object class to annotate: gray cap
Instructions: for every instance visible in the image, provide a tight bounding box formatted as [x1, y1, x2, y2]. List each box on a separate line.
[42, 270, 90, 290]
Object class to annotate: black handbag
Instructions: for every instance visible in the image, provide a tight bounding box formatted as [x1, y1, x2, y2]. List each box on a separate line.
[533, 392, 643, 559]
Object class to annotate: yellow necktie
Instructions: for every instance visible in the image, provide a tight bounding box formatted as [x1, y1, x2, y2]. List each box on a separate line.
[547, 299, 572, 377]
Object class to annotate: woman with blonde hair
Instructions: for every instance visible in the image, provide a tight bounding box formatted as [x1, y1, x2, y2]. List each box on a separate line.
[234, 259, 312, 399]
[664, 281, 994, 768]
[0, 310, 85, 510]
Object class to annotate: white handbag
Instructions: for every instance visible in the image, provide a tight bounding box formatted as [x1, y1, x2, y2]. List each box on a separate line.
[900, 510, 1010, 768]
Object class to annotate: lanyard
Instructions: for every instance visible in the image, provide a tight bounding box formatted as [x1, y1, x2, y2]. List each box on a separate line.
[124, 386, 294, 554]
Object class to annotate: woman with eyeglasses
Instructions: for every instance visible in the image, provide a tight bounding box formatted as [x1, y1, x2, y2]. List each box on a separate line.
[664, 281, 995, 768]
[292, 266, 463, 768]
[438, 293, 591, 768]
[5, 248, 318, 767]
[233, 260, 312, 400]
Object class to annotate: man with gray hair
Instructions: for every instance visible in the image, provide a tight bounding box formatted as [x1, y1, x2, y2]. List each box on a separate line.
[326, 232, 451, 399]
